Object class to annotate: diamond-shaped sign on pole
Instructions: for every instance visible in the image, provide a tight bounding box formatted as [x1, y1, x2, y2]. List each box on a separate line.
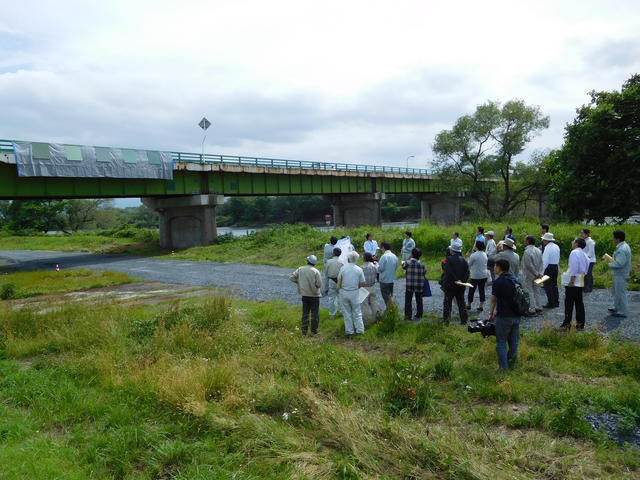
[198, 117, 211, 130]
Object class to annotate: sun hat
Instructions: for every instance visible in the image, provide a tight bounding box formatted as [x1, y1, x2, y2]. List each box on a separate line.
[503, 238, 516, 249]
[485, 231, 495, 236]
[307, 255, 318, 265]
[541, 233, 556, 242]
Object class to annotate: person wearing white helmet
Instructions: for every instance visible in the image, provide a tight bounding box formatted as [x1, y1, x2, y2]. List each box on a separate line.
[289, 254, 323, 335]
[337, 251, 366, 336]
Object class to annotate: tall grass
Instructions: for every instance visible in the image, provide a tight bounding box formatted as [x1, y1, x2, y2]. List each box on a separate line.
[1, 290, 639, 478]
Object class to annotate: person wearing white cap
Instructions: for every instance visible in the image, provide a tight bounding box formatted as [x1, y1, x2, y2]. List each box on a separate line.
[289, 255, 323, 335]
[541, 232, 560, 308]
[494, 237, 520, 278]
[337, 251, 366, 336]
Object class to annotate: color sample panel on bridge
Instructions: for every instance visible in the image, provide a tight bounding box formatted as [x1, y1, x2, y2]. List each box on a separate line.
[13, 142, 174, 180]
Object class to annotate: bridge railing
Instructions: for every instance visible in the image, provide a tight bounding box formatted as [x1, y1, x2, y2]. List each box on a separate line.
[0, 139, 430, 175]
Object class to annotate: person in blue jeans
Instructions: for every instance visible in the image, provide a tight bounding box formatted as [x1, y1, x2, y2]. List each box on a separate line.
[488, 259, 521, 370]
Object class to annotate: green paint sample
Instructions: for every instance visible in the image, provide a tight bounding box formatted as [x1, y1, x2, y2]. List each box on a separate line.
[122, 149, 138, 164]
[32, 143, 50, 159]
[64, 145, 83, 161]
[96, 147, 112, 162]
[147, 151, 162, 165]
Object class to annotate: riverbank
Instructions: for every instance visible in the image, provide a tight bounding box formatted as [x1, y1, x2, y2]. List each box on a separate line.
[1, 222, 639, 290]
[1, 279, 639, 478]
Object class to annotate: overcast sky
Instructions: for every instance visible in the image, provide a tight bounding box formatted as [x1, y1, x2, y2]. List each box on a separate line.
[1, 0, 639, 175]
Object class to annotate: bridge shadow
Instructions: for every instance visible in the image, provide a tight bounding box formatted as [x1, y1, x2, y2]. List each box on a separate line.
[0, 253, 143, 273]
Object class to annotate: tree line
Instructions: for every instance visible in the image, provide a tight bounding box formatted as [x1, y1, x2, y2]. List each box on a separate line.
[432, 73, 639, 222]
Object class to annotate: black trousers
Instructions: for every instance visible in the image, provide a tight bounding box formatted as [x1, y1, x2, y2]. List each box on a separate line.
[584, 263, 595, 293]
[543, 264, 559, 307]
[380, 282, 394, 307]
[563, 286, 585, 328]
[443, 287, 468, 324]
[467, 278, 487, 303]
[404, 290, 423, 319]
[301, 296, 320, 334]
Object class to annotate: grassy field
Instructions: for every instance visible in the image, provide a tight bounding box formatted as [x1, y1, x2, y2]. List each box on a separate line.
[0, 269, 135, 300]
[0, 277, 639, 479]
[1, 222, 639, 290]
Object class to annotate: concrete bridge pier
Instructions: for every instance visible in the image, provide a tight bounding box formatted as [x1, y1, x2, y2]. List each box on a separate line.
[325, 192, 385, 226]
[142, 194, 224, 249]
[418, 192, 463, 225]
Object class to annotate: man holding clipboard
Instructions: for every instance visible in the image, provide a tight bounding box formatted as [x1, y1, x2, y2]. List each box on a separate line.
[560, 237, 590, 331]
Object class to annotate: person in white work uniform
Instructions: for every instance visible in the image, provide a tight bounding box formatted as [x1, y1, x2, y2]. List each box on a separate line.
[321, 236, 338, 296]
[324, 247, 344, 318]
[337, 251, 366, 336]
[363, 233, 379, 259]
[580, 228, 596, 293]
[401, 231, 416, 262]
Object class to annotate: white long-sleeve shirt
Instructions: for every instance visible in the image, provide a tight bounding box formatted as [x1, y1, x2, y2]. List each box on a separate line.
[584, 237, 596, 263]
[542, 242, 560, 270]
[567, 248, 590, 276]
[363, 240, 379, 257]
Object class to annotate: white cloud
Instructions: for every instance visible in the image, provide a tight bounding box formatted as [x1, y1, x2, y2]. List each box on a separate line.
[0, 0, 639, 168]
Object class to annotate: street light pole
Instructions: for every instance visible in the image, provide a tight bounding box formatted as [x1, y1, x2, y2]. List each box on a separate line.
[406, 155, 415, 170]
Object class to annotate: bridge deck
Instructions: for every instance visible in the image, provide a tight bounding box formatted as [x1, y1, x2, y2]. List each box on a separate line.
[0, 139, 457, 199]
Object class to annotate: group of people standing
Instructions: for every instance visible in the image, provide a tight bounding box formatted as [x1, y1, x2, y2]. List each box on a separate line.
[289, 226, 634, 350]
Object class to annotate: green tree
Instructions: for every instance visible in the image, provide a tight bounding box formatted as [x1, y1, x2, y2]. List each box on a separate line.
[5, 200, 67, 233]
[433, 100, 549, 217]
[64, 199, 113, 231]
[551, 74, 640, 222]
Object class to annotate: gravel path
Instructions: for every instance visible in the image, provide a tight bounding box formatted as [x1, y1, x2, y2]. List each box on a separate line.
[1, 250, 638, 339]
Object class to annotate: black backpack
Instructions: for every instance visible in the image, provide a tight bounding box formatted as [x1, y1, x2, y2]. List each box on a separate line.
[510, 277, 530, 316]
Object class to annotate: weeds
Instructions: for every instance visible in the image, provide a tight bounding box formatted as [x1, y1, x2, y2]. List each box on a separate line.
[1, 282, 640, 479]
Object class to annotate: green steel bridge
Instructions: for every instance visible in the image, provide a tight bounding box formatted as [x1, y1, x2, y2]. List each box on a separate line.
[0, 139, 454, 198]
[0, 139, 463, 247]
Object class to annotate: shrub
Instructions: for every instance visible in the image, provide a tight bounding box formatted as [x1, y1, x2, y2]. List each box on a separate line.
[0, 283, 17, 300]
[548, 400, 593, 438]
[384, 360, 437, 416]
[376, 301, 402, 337]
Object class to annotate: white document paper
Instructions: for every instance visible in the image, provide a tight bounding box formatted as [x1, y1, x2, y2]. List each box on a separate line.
[358, 287, 370, 304]
[534, 275, 550, 286]
[603, 253, 614, 263]
[455, 280, 474, 288]
[336, 237, 353, 264]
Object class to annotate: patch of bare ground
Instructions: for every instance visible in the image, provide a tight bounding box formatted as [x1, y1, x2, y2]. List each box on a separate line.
[8, 282, 225, 310]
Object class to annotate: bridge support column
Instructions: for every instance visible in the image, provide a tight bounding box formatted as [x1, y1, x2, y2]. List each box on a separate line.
[325, 193, 385, 226]
[418, 192, 463, 225]
[142, 194, 224, 249]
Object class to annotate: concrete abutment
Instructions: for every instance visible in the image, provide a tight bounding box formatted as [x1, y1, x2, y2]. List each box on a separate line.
[418, 192, 463, 225]
[325, 193, 385, 226]
[142, 194, 224, 249]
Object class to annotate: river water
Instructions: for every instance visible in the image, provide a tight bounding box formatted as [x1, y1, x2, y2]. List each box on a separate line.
[217, 222, 420, 238]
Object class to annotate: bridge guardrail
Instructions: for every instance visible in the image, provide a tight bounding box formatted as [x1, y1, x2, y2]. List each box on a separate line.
[0, 139, 430, 175]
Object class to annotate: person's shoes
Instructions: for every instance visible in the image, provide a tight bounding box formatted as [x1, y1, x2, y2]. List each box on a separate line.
[576, 326, 585, 331]
[466, 304, 472, 310]
[345, 333, 354, 339]
[477, 305, 484, 312]
[557, 324, 571, 331]
[553, 303, 561, 308]
[413, 316, 422, 322]
[607, 308, 616, 313]
[542, 304, 553, 309]
[442, 318, 450, 326]
[312, 331, 319, 335]
[525, 311, 537, 317]
[404, 317, 413, 322]
[535, 308, 543, 313]
[611, 313, 627, 318]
